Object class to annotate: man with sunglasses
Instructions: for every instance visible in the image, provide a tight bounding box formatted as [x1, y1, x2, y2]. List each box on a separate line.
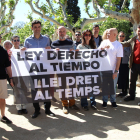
[93, 25, 102, 48]
[11, 35, 28, 115]
[21, 20, 55, 118]
[74, 31, 82, 48]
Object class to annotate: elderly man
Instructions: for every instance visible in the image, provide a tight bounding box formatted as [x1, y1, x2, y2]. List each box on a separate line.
[122, 25, 140, 102]
[52, 26, 80, 114]
[22, 20, 55, 118]
[11, 35, 28, 115]
[92, 25, 102, 48]
[99, 28, 123, 108]
[0, 35, 14, 124]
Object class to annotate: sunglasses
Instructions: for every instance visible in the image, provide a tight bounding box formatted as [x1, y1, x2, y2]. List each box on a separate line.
[84, 34, 91, 37]
[119, 35, 124, 37]
[13, 39, 20, 42]
[75, 34, 81, 36]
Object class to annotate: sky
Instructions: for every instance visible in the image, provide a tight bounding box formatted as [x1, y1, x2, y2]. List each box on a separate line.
[12, 0, 133, 26]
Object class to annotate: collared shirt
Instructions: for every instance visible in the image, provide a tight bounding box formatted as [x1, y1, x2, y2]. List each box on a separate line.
[24, 34, 50, 48]
[94, 36, 100, 48]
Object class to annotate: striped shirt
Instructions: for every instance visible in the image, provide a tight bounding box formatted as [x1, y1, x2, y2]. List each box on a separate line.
[51, 39, 74, 50]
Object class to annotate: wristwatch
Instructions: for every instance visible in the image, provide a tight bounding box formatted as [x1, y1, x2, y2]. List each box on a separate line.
[115, 70, 118, 73]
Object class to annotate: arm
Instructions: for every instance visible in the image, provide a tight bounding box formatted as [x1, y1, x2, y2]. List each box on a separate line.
[113, 57, 121, 79]
[6, 66, 14, 87]
[121, 36, 136, 47]
[21, 39, 28, 51]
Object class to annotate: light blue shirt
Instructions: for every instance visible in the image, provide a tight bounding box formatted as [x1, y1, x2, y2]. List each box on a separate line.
[24, 34, 50, 48]
[94, 37, 99, 48]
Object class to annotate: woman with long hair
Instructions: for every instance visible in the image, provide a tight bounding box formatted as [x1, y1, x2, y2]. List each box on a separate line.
[77, 29, 97, 111]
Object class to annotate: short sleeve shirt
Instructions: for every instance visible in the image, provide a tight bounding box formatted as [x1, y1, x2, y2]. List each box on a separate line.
[24, 34, 50, 48]
[0, 45, 11, 79]
[99, 39, 123, 72]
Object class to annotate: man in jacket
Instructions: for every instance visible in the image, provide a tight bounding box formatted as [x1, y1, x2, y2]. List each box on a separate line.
[92, 25, 102, 48]
[122, 25, 140, 101]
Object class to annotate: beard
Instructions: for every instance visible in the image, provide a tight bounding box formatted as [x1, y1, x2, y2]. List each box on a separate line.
[59, 35, 65, 40]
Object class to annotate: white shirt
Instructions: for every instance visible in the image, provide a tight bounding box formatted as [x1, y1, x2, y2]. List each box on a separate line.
[99, 39, 123, 72]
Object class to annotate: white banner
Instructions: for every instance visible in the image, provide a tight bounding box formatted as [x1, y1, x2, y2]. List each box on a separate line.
[11, 48, 112, 77]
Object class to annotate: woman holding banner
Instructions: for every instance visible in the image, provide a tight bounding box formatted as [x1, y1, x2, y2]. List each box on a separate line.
[77, 29, 97, 111]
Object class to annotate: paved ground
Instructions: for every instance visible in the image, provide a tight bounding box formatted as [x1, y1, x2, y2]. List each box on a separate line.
[0, 83, 140, 140]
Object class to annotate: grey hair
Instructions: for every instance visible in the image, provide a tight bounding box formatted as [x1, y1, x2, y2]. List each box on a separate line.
[3, 40, 13, 48]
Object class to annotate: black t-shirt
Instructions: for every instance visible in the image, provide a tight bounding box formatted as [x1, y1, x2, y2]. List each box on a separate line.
[0, 45, 11, 79]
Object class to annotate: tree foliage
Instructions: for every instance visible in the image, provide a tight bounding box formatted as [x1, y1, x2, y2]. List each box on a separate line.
[0, 0, 19, 37]
[66, 0, 81, 24]
[15, 18, 55, 44]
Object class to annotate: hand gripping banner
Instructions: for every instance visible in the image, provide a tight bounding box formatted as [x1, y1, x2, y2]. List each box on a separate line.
[11, 48, 114, 104]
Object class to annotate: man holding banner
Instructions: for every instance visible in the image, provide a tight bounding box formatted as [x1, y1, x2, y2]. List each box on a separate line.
[52, 26, 80, 114]
[99, 28, 123, 108]
[0, 36, 14, 124]
[22, 20, 55, 118]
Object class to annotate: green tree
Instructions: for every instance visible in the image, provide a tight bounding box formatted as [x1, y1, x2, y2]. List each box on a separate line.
[66, 0, 81, 24]
[15, 18, 55, 44]
[0, 0, 19, 37]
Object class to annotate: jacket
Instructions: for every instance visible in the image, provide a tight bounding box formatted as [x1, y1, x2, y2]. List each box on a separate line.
[121, 36, 137, 68]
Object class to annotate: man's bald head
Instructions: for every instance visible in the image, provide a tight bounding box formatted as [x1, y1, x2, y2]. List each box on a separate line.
[57, 26, 66, 40]
[110, 28, 118, 35]
[107, 28, 118, 42]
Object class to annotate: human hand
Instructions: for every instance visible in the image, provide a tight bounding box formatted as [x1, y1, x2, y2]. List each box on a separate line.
[8, 50, 12, 56]
[101, 45, 110, 50]
[75, 49, 79, 51]
[70, 48, 74, 51]
[45, 46, 51, 49]
[10, 79, 14, 87]
[55, 48, 60, 51]
[112, 73, 117, 79]
[21, 47, 27, 51]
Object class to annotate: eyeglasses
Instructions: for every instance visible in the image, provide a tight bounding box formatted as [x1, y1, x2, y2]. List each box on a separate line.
[75, 34, 81, 36]
[119, 35, 125, 37]
[13, 39, 20, 42]
[84, 34, 91, 37]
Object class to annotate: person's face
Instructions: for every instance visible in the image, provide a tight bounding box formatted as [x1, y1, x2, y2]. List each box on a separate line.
[136, 28, 140, 36]
[58, 27, 66, 40]
[93, 27, 99, 35]
[12, 37, 20, 47]
[4, 42, 12, 51]
[75, 32, 81, 41]
[107, 29, 114, 40]
[32, 23, 41, 35]
[84, 31, 91, 42]
[118, 33, 125, 42]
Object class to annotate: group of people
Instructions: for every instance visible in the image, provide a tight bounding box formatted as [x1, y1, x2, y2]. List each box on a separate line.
[0, 19, 140, 124]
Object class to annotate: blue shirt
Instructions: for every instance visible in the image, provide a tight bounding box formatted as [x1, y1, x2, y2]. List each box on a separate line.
[94, 37, 100, 48]
[24, 34, 50, 48]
